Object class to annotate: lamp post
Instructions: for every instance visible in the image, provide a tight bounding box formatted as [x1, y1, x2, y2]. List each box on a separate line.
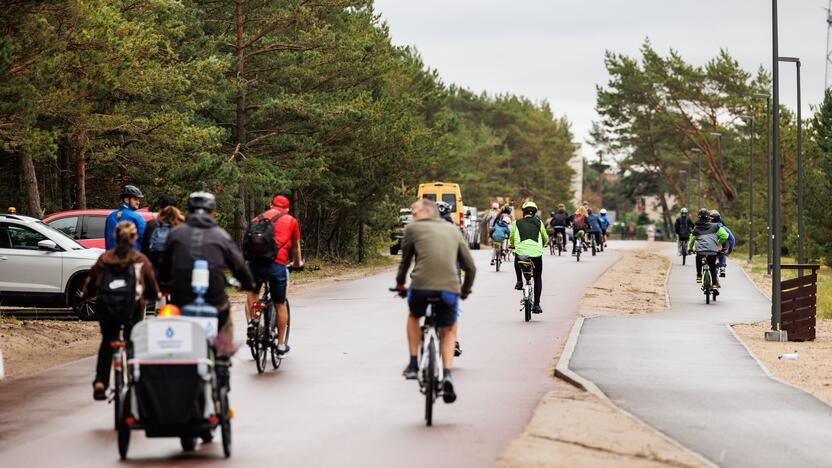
[684, 161, 692, 207]
[753, 92, 772, 274]
[710, 132, 724, 212]
[779, 56, 805, 271]
[691, 148, 703, 208]
[767, 0, 786, 340]
[741, 115, 754, 264]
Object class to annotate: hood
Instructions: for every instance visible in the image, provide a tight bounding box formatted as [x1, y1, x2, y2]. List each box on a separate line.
[99, 248, 142, 268]
[71, 247, 105, 260]
[187, 212, 218, 228]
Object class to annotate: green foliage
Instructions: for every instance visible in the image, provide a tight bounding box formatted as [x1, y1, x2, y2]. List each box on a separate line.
[808, 89, 832, 265]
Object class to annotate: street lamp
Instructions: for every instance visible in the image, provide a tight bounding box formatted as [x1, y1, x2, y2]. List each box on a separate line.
[768, 0, 786, 340]
[741, 115, 754, 265]
[778, 56, 805, 271]
[690, 148, 703, 208]
[710, 132, 723, 212]
[753, 92, 772, 275]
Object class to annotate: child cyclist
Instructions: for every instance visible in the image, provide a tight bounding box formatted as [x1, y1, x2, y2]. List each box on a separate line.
[490, 217, 511, 265]
[709, 210, 735, 278]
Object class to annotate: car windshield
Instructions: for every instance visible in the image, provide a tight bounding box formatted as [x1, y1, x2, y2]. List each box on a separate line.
[38, 221, 85, 249]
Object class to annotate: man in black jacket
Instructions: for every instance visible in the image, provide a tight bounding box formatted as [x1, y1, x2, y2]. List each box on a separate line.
[159, 192, 255, 331]
[674, 208, 695, 256]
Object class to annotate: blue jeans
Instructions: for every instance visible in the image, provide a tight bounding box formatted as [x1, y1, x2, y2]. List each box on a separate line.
[250, 262, 289, 304]
[718, 253, 728, 269]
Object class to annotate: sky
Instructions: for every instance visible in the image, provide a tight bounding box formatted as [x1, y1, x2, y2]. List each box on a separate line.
[373, 0, 828, 159]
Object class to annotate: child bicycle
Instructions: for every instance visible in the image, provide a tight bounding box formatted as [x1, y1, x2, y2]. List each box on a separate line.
[695, 252, 720, 304]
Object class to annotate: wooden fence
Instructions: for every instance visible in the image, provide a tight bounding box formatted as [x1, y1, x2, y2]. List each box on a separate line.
[780, 264, 820, 341]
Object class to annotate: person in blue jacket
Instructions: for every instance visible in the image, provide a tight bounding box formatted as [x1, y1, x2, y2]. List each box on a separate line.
[710, 210, 734, 278]
[104, 185, 147, 252]
[490, 219, 511, 265]
[598, 208, 611, 246]
[586, 208, 603, 249]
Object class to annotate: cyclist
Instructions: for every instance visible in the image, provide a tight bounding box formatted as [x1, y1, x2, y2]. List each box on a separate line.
[159, 192, 255, 350]
[105, 185, 147, 252]
[490, 217, 511, 265]
[687, 208, 729, 287]
[436, 201, 456, 226]
[83, 221, 159, 400]
[510, 201, 548, 314]
[244, 195, 304, 357]
[586, 208, 602, 250]
[142, 196, 184, 279]
[709, 210, 735, 278]
[549, 204, 569, 251]
[599, 208, 611, 246]
[674, 208, 695, 256]
[485, 202, 500, 231]
[571, 206, 589, 255]
[395, 199, 476, 403]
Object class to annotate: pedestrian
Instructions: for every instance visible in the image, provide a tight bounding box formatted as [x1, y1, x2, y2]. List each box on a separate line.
[142, 196, 184, 279]
[105, 185, 147, 252]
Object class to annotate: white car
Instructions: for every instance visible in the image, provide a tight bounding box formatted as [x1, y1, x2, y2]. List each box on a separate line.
[0, 213, 102, 319]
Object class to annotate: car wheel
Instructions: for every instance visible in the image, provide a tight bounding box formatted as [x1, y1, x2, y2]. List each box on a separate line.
[67, 274, 96, 321]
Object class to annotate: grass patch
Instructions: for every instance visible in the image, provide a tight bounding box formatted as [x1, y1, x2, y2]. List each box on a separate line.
[739, 254, 832, 319]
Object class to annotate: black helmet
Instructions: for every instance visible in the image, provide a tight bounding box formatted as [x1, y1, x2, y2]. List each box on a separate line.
[710, 210, 721, 222]
[187, 191, 216, 213]
[158, 196, 178, 209]
[120, 185, 144, 200]
[698, 208, 710, 219]
[436, 201, 451, 216]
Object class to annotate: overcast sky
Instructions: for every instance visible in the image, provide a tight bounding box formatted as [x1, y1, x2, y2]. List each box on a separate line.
[374, 0, 828, 158]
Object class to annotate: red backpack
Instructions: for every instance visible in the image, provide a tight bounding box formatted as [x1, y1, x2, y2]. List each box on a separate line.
[573, 214, 587, 230]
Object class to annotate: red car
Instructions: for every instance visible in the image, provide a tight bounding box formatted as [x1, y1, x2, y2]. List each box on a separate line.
[43, 209, 155, 249]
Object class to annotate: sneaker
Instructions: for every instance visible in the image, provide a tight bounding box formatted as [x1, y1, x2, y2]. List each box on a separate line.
[402, 364, 418, 380]
[246, 320, 257, 339]
[276, 344, 291, 358]
[490, 259, 495, 265]
[454, 341, 462, 357]
[93, 382, 106, 401]
[442, 375, 457, 403]
[696, 276, 702, 283]
[719, 268, 726, 278]
[533, 305, 543, 314]
[514, 281, 523, 290]
[713, 288, 720, 296]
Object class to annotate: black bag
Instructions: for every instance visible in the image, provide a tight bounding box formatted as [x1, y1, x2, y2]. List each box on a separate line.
[98, 263, 138, 324]
[243, 213, 283, 261]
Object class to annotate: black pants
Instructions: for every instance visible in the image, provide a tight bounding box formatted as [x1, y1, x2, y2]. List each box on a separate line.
[514, 255, 543, 307]
[95, 319, 134, 387]
[695, 254, 720, 286]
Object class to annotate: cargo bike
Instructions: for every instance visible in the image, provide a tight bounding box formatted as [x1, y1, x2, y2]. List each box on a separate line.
[116, 260, 232, 459]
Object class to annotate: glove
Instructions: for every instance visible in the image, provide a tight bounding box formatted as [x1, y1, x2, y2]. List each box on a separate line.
[461, 290, 470, 300]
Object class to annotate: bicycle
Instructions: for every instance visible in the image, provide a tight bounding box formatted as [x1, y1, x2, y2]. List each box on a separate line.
[575, 230, 585, 262]
[678, 238, 689, 266]
[493, 242, 503, 272]
[590, 232, 598, 256]
[390, 288, 445, 426]
[698, 253, 719, 304]
[554, 229, 565, 256]
[109, 323, 129, 431]
[517, 255, 535, 322]
[249, 282, 292, 374]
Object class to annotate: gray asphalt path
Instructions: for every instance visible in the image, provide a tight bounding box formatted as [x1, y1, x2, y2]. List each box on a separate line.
[0, 244, 620, 467]
[570, 245, 832, 467]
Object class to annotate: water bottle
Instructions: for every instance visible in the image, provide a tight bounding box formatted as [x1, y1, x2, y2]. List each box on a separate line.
[191, 259, 209, 297]
[778, 353, 799, 360]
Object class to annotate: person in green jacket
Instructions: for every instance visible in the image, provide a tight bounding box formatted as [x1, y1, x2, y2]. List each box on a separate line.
[687, 208, 729, 288]
[510, 201, 548, 314]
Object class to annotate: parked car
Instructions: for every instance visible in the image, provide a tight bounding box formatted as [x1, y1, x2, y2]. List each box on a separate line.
[0, 213, 102, 319]
[43, 209, 155, 249]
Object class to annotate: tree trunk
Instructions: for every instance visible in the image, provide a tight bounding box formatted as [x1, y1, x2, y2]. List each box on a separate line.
[358, 221, 365, 263]
[659, 193, 672, 237]
[19, 151, 44, 218]
[75, 147, 87, 210]
[233, 0, 247, 245]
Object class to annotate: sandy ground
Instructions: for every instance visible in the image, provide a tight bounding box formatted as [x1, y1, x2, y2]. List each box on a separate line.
[0, 320, 100, 380]
[731, 262, 832, 404]
[501, 248, 704, 468]
[0, 260, 396, 381]
[579, 249, 670, 317]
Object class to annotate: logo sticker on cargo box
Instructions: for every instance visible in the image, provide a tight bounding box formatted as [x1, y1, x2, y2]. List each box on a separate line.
[148, 321, 193, 354]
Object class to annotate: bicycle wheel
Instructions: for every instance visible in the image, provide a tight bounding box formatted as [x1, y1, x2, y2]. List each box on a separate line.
[113, 356, 124, 430]
[703, 271, 712, 304]
[524, 287, 532, 322]
[255, 315, 267, 374]
[425, 338, 436, 427]
[591, 238, 597, 256]
[682, 252, 687, 266]
[496, 253, 501, 272]
[180, 436, 197, 452]
[117, 420, 130, 459]
[220, 388, 232, 458]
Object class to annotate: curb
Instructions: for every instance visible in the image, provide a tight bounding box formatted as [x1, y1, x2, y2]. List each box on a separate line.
[555, 304, 717, 468]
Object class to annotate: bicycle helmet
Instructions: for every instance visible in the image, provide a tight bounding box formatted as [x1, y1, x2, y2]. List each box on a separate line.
[521, 201, 538, 215]
[436, 201, 451, 216]
[680, 207, 689, 214]
[120, 185, 144, 200]
[710, 210, 721, 222]
[188, 191, 217, 213]
[600, 208, 607, 214]
[491, 202, 500, 209]
[698, 208, 710, 219]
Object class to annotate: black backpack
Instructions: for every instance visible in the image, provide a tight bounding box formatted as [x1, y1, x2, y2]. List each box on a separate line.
[244, 213, 284, 261]
[148, 223, 171, 254]
[98, 263, 139, 324]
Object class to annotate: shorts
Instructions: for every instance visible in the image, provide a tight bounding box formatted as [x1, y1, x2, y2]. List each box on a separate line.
[250, 261, 289, 304]
[407, 289, 460, 328]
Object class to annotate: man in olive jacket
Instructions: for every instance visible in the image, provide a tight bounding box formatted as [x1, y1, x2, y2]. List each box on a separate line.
[395, 199, 476, 404]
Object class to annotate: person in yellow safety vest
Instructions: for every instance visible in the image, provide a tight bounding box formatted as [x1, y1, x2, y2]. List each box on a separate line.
[509, 201, 548, 314]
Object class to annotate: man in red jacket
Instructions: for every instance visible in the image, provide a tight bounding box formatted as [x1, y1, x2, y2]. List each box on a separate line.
[245, 195, 303, 357]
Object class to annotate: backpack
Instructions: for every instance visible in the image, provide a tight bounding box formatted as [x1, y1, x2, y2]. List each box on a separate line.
[243, 212, 284, 261]
[573, 214, 587, 230]
[148, 223, 171, 253]
[98, 263, 140, 324]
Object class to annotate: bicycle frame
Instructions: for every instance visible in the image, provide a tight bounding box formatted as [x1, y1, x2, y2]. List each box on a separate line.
[418, 309, 443, 392]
